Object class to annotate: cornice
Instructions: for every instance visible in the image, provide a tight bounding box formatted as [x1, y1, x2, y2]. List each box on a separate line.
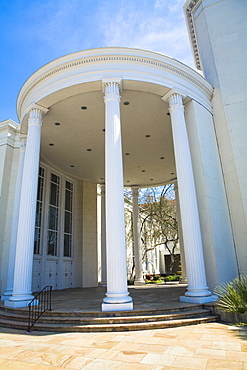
[184, 0, 202, 70]
[17, 51, 212, 119]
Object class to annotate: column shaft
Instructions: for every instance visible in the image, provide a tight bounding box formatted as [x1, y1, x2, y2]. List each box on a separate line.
[132, 188, 144, 284]
[167, 92, 216, 303]
[102, 80, 133, 311]
[5, 108, 44, 308]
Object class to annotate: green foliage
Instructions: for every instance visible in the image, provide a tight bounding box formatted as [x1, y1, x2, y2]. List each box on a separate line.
[127, 279, 135, 285]
[153, 274, 161, 281]
[164, 274, 181, 282]
[145, 279, 163, 284]
[214, 276, 247, 314]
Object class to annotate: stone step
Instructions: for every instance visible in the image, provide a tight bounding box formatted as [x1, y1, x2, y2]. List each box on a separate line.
[33, 308, 214, 324]
[0, 314, 218, 332]
[0, 303, 206, 317]
[0, 305, 212, 322]
[0, 304, 219, 332]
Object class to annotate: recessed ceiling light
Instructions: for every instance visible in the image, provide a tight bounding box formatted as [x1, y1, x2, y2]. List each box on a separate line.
[171, 172, 175, 175]
[142, 170, 146, 172]
[54, 122, 60, 126]
[126, 180, 130, 183]
[81, 106, 87, 110]
[160, 156, 165, 159]
[150, 179, 153, 181]
[123, 101, 130, 105]
[145, 134, 151, 138]
[49, 143, 54, 146]
[102, 129, 105, 132]
[70, 165, 74, 168]
[101, 177, 104, 180]
[167, 112, 170, 116]
[87, 148, 92, 151]
[125, 153, 130, 155]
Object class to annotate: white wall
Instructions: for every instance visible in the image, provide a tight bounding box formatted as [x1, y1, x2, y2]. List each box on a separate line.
[82, 181, 98, 287]
[191, 0, 247, 275]
[0, 121, 20, 294]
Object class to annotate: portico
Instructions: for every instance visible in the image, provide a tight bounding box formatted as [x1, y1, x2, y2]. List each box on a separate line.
[3, 47, 237, 309]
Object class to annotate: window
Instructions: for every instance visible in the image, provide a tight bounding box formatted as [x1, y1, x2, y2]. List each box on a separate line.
[64, 181, 73, 257]
[34, 167, 45, 255]
[47, 173, 60, 256]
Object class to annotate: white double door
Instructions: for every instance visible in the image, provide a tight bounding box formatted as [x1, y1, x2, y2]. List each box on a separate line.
[32, 258, 74, 292]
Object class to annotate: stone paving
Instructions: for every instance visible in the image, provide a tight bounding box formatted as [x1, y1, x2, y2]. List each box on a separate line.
[0, 322, 246, 369]
[0, 285, 247, 368]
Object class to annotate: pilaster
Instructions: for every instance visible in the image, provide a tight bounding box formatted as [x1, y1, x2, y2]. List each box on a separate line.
[2, 135, 27, 301]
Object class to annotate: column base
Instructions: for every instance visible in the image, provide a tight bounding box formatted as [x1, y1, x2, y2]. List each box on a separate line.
[180, 295, 218, 304]
[1, 289, 14, 301]
[179, 278, 188, 284]
[4, 299, 38, 308]
[1, 294, 12, 301]
[134, 280, 145, 286]
[102, 301, 133, 312]
[5, 293, 36, 308]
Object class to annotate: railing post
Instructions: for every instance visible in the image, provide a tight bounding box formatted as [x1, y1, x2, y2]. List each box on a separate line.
[49, 286, 52, 311]
[27, 286, 52, 332]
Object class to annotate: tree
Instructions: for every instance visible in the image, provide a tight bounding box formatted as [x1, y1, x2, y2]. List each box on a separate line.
[139, 184, 179, 274]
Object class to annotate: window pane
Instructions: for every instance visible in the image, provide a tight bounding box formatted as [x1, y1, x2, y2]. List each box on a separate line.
[64, 180, 73, 257]
[47, 231, 57, 255]
[64, 211, 71, 233]
[48, 206, 58, 230]
[66, 181, 73, 190]
[65, 189, 72, 211]
[51, 173, 59, 184]
[64, 234, 71, 257]
[50, 182, 58, 206]
[34, 166, 45, 255]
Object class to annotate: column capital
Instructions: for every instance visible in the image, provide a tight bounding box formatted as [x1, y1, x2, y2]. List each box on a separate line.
[162, 89, 187, 104]
[131, 187, 139, 198]
[24, 103, 49, 119]
[101, 184, 105, 196]
[102, 78, 122, 93]
[28, 104, 48, 127]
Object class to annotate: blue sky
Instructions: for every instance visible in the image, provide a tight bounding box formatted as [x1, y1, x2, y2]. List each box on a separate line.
[0, 0, 194, 123]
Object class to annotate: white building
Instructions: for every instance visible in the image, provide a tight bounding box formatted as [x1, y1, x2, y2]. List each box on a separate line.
[0, 0, 246, 310]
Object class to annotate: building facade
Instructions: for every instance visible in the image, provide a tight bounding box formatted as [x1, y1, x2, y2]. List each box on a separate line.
[0, 0, 246, 310]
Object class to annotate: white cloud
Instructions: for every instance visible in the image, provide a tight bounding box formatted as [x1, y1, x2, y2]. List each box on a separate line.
[97, 0, 194, 68]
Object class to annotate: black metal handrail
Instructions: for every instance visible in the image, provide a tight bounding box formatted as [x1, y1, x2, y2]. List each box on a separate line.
[27, 286, 52, 332]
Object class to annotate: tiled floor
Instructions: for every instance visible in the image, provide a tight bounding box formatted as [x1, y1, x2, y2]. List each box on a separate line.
[0, 322, 246, 369]
[41, 284, 193, 312]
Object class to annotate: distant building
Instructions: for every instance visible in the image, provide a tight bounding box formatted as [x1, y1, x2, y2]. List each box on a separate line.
[0, 0, 246, 310]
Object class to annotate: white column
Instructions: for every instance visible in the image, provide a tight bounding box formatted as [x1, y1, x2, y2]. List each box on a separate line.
[102, 79, 133, 311]
[2, 135, 27, 301]
[163, 91, 216, 303]
[100, 185, 107, 286]
[132, 188, 145, 285]
[5, 106, 48, 308]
